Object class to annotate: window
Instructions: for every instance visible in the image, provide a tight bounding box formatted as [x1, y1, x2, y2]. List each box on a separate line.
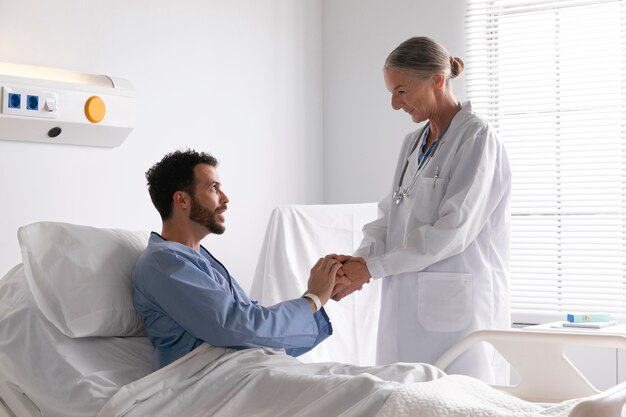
[465, 0, 626, 323]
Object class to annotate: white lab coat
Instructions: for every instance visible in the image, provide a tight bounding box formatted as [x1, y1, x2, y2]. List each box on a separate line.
[355, 101, 511, 383]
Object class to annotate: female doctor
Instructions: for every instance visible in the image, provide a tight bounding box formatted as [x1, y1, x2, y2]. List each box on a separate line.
[332, 37, 511, 383]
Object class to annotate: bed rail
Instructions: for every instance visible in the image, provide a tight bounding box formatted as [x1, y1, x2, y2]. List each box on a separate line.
[434, 329, 626, 403]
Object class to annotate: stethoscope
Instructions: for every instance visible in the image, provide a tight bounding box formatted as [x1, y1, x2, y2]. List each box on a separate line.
[392, 124, 442, 205]
[392, 102, 462, 205]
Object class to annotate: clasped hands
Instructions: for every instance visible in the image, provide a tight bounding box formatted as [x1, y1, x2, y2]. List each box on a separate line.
[330, 255, 372, 301]
[307, 254, 372, 308]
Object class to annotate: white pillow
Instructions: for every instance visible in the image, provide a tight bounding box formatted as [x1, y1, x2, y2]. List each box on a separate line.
[18, 222, 149, 338]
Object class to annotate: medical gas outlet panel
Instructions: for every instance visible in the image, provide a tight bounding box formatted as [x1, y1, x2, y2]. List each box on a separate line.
[3, 88, 59, 119]
[0, 62, 135, 148]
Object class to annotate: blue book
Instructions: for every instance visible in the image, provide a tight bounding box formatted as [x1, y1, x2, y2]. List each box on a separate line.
[566, 313, 611, 323]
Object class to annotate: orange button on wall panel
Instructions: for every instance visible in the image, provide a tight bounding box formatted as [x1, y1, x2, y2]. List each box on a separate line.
[85, 96, 106, 123]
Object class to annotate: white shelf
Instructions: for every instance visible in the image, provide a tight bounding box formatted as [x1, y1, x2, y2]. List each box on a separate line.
[523, 322, 626, 335]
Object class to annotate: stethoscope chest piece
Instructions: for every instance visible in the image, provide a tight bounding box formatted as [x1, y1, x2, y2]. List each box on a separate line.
[393, 190, 406, 205]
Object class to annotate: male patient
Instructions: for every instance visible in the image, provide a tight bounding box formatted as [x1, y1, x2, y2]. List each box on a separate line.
[133, 149, 344, 368]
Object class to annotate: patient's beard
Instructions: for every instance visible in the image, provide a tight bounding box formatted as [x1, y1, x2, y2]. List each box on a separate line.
[189, 197, 225, 235]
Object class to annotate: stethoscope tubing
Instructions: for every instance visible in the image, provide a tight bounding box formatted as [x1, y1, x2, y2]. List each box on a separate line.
[394, 127, 442, 204]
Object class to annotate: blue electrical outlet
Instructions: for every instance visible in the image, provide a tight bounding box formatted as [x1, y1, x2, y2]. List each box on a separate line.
[8, 93, 21, 109]
[27, 95, 39, 111]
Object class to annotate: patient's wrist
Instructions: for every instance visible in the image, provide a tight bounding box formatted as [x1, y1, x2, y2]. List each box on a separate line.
[303, 293, 322, 312]
[303, 297, 317, 312]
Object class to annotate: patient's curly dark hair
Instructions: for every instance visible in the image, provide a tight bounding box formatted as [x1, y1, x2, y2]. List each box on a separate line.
[145, 149, 218, 220]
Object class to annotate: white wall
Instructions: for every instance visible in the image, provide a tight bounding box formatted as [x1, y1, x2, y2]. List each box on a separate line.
[322, 0, 468, 204]
[0, 0, 323, 291]
[0, 0, 470, 287]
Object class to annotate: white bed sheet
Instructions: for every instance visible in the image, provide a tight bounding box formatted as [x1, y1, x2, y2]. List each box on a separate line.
[97, 342, 622, 417]
[0, 264, 154, 417]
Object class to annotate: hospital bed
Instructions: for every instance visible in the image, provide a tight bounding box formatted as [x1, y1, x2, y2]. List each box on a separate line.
[0, 207, 625, 417]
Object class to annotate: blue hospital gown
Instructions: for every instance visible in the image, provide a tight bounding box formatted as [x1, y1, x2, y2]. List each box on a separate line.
[133, 233, 332, 368]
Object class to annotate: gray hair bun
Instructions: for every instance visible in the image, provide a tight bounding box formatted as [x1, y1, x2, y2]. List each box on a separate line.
[450, 56, 465, 79]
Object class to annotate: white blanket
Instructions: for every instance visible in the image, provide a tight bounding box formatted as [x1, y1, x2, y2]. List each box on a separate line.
[97, 344, 623, 417]
[98, 344, 441, 417]
[377, 375, 579, 417]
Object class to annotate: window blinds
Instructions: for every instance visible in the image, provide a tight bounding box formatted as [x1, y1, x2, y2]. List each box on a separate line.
[465, 0, 626, 323]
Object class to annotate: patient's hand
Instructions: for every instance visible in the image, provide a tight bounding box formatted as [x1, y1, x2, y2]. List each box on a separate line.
[306, 255, 344, 307]
[331, 257, 371, 301]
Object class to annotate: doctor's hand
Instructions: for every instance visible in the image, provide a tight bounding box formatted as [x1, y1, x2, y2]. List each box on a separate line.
[331, 258, 371, 301]
[329, 254, 361, 277]
[307, 255, 346, 308]
[329, 254, 357, 264]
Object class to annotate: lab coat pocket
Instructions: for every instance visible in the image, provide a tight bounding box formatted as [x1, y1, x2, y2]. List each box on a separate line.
[417, 272, 473, 332]
[411, 177, 449, 224]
